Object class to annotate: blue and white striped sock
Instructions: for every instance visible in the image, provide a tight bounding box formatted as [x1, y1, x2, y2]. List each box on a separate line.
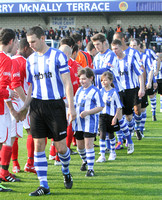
[58, 148, 71, 175]
[99, 139, 105, 157]
[34, 151, 49, 189]
[86, 148, 95, 171]
[77, 148, 87, 163]
[119, 118, 133, 144]
[150, 96, 156, 116]
[140, 110, 147, 131]
[160, 95, 162, 109]
[116, 130, 123, 144]
[134, 113, 142, 130]
[110, 137, 116, 153]
[105, 133, 110, 149]
[126, 118, 134, 134]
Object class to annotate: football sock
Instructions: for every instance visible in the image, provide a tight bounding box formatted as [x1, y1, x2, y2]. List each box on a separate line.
[34, 151, 49, 189]
[58, 148, 70, 175]
[86, 148, 95, 171]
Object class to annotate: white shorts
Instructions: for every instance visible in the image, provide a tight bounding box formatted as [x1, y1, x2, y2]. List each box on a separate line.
[11, 100, 23, 138]
[0, 112, 11, 145]
[23, 113, 30, 130]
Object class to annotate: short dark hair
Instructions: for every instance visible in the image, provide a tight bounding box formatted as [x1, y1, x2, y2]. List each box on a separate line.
[19, 38, 29, 50]
[27, 26, 44, 39]
[87, 41, 95, 52]
[72, 44, 79, 54]
[91, 33, 106, 43]
[72, 33, 82, 43]
[135, 38, 141, 45]
[111, 39, 122, 46]
[114, 32, 125, 40]
[0, 28, 15, 45]
[78, 67, 95, 84]
[59, 36, 75, 48]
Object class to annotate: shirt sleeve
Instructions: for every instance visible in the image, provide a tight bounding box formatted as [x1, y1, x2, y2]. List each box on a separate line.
[11, 59, 21, 89]
[57, 51, 70, 74]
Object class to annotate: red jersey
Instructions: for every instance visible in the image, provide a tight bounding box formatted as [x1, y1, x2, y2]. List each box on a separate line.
[0, 52, 12, 115]
[68, 58, 80, 85]
[0, 88, 9, 99]
[69, 66, 78, 95]
[12, 54, 28, 94]
[11, 57, 21, 90]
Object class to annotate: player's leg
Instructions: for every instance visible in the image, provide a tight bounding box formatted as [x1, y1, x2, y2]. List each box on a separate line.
[74, 131, 87, 171]
[85, 135, 95, 177]
[108, 132, 116, 160]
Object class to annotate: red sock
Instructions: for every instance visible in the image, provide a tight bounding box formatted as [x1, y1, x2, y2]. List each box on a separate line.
[72, 136, 77, 146]
[55, 152, 60, 162]
[11, 138, 19, 167]
[45, 137, 47, 146]
[27, 135, 34, 166]
[0, 145, 12, 176]
[50, 139, 56, 156]
[66, 124, 73, 149]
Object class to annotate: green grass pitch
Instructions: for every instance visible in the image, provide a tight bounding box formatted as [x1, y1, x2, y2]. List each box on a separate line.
[1, 94, 162, 200]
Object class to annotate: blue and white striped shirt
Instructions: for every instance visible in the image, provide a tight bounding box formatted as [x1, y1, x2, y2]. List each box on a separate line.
[153, 60, 162, 80]
[100, 87, 122, 116]
[139, 53, 152, 85]
[124, 47, 142, 86]
[144, 48, 158, 64]
[26, 47, 69, 100]
[93, 49, 123, 92]
[118, 54, 143, 89]
[72, 85, 104, 133]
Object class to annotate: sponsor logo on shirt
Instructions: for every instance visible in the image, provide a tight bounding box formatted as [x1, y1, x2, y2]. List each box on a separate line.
[3, 72, 11, 77]
[59, 131, 66, 135]
[13, 72, 20, 77]
[34, 72, 52, 80]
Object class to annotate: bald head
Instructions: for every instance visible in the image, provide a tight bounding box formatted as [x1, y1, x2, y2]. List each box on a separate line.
[59, 44, 72, 61]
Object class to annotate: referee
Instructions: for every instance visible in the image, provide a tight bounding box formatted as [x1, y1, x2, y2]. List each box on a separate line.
[18, 26, 76, 196]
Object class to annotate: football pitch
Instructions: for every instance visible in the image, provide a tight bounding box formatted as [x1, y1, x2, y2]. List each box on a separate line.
[1, 95, 162, 200]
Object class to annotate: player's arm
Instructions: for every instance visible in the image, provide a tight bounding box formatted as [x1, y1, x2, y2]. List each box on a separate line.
[138, 74, 145, 98]
[80, 106, 103, 118]
[154, 55, 161, 76]
[146, 70, 153, 90]
[18, 83, 32, 121]
[14, 86, 26, 102]
[61, 72, 76, 123]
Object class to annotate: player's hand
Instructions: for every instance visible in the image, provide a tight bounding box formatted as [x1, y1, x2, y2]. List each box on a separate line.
[80, 111, 88, 118]
[146, 83, 151, 90]
[111, 117, 117, 126]
[138, 89, 145, 98]
[18, 107, 28, 122]
[67, 107, 76, 124]
[9, 89, 19, 100]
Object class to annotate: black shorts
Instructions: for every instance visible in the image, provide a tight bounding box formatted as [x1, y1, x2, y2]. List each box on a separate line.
[99, 114, 120, 135]
[157, 79, 162, 95]
[141, 92, 149, 108]
[147, 81, 157, 95]
[30, 98, 67, 141]
[74, 131, 95, 140]
[119, 87, 141, 115]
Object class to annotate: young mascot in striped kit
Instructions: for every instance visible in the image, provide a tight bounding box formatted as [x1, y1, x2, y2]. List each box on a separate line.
[73, 68, 104, 177]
